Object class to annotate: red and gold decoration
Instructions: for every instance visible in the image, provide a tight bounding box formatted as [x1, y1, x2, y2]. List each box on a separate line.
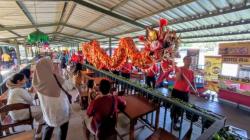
[82, 18, 180, 70]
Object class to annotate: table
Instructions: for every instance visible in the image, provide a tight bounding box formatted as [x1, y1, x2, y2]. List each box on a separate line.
[122, 95, 159, 140]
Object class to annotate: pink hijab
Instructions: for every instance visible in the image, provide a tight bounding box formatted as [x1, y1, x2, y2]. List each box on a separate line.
[32, 58, 64, 97]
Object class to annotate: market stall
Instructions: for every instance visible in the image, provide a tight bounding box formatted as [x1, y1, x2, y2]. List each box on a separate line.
[218, 42, 250, 110]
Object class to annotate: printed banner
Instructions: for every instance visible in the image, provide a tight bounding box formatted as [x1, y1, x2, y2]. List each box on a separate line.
[219, 42, 250, 56]
[204, 56, 222, 82]
[222, 56, 250, 65]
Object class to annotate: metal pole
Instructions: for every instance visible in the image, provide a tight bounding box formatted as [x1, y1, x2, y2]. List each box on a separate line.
[14, 41, 21, 65]
[109, 37, 112, 56]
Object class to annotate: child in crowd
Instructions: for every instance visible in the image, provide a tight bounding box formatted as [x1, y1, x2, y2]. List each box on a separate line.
[84, 79, 126, 140]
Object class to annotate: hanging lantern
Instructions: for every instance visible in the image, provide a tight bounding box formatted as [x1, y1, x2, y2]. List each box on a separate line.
[27, 30, 49, 44]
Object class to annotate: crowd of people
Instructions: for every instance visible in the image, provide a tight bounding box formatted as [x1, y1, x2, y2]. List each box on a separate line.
[1, 49, 18, 69]
[4, 54, 127, 140]
[3, 52, 198, 139]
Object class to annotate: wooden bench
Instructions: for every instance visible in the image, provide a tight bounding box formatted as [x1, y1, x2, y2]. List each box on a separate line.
[0, 103, 34, 137]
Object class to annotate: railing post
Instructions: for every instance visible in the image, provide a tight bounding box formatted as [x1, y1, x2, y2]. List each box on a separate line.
[155, 105, 160, 129]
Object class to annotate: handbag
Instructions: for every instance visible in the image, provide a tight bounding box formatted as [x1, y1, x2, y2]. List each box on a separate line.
[53, 74, 72, 104]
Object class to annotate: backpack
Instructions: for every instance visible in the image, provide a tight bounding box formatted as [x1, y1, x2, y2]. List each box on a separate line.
[97, 96, 117, 139]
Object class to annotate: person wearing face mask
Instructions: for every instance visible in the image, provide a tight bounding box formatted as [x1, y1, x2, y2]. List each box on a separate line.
[6, 73, 44, 138]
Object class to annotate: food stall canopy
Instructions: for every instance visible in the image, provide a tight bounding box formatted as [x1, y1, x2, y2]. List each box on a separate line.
[0, 0, 250, 46]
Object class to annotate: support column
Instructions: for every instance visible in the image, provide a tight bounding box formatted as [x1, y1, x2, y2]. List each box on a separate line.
[14, 40, 21, 65]
[78, 43, 80, 51]
[31, 46, 34, 57]
[24, 44, 28, 59]
[109, 37, 112, 56]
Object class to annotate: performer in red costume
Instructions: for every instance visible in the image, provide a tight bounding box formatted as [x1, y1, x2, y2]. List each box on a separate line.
[156, 58, 175, 87]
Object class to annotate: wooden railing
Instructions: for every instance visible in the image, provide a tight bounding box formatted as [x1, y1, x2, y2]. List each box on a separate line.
[83, 63, 225, 140]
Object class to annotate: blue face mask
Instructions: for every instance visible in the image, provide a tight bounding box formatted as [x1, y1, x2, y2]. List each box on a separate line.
[25, 81, 32, 88]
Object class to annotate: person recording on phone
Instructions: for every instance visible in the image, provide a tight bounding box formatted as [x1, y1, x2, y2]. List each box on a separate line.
[171, 55, 198, 130]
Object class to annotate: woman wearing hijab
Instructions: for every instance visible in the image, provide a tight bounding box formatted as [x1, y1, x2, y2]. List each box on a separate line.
[32, 58, 74, 140]
[6, 73, 44, 138]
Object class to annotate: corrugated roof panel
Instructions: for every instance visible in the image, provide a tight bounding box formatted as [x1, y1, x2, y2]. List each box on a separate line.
[23, 1, 64, 24]
[0, 1, 31, 26]
[0, 31, 17, 38]
[169, 24, 182, 30]
[137, 19, 154, 26]
[126, 1, 153, 15]
[180, 22, 195, 29]
[148, 15, 160, 23]
[74, 31, 93, 37]
[86, 34, 104, 39]
[243, 24, 250, 30]
[103, 24, 139, 35]
[159, 13, 174, 20]
[212, 15, 229, 23]
[154, 0, 172, 8]
[236, 9, 250, 20]
[168, 0, 182, 5]
[61, 1, 76, 23]
[132, 1, 158, 13]
[188, 20, 202, 27]
[165, 11, 181, 20]
[61, 26, 79, 35]
[198, 0, 217, 12]
[89, 0, 122, 9]
[144, 0, 165, 10]
[38, 26, 56, 33]
[114, 2, 149, 19]
[67, 5, 102, 28]
[187, 1, 208, 13]
[117, 30, 144, 38]
[178, 22, 193, 29]
[227, 0, 245, 5]
[85, 15, 123, 32]
[209, 0, 230, 9]
[180, 5, 198, 16]
[12, 28, 36, 36]
[115, 6, 137, 19]
[235, 25, 249, 31]
[172, 8, 188, 18]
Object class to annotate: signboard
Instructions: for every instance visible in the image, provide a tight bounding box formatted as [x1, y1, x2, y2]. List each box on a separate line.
[222, 56, 250, 65]
[219, 42, 250, 56]
[204, 56, 222, 82]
